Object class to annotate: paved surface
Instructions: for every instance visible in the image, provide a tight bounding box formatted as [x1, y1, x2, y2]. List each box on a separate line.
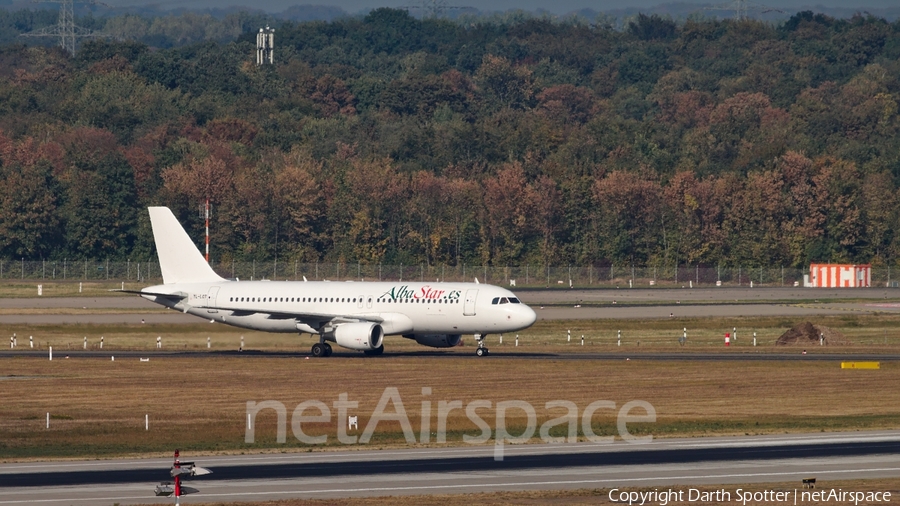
[2, 288, 899, 324]
[517, 287, 900, 304]
[2, 431, 899, 504]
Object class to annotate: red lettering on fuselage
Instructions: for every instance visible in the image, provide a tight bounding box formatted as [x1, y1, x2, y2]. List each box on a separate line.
[416, 286, 445, 300]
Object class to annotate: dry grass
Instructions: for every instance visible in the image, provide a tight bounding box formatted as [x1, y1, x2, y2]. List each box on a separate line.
[129, 480, 900, 506]
[2, 353, 899, 460]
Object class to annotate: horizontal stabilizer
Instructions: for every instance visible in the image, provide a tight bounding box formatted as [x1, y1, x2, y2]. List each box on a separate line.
[111, 289, 186, 300]
[154, 483, 173, 496]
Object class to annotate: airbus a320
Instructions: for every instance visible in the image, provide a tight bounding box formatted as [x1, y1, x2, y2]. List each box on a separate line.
[129, 207, 537, 357]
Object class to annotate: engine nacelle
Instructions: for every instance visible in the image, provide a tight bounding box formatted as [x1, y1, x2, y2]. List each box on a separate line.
[332, 322, 384, 351]
[406, 334, 462, 348]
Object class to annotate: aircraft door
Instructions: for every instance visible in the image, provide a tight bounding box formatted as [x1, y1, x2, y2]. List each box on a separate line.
[464, 289, 478, 316]
[207, 286, 219, 313]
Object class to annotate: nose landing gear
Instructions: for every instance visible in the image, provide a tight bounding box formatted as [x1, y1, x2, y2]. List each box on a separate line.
[474, 334, 489, 356]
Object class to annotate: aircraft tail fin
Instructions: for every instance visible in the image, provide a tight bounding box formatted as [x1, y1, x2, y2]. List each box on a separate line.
[148, 207, 224, 285]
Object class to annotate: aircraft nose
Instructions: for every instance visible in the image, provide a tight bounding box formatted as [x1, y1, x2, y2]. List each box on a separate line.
[522, 305, 537, 327]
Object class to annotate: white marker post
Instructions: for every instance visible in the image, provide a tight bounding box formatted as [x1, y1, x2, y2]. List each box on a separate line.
[49, 346, 52, 361]
[146, 414, 149, 431]
[567, 329, 571, 342]
[100, 336, 104, 349]
[617, 330, 621, 347]
[38, 284, 42, 296]
[207, 337, 211, 349]
[29, 335, 33, 348]
[157, 336, 161, 349]
[79, 282, 82, 293]
[499, 334, 503, 344]
[83, 336, 87, 350]
[753, 332, 757, 347]
[247, 413, 251, 430]
[581, 335, 584, 346]
[515, 335, 519, 347]
[46, 412, 49, 428]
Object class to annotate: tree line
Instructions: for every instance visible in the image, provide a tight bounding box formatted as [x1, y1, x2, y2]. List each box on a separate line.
[0, 9, 899, 268]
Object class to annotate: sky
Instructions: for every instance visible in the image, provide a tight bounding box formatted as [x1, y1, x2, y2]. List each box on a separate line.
[103, 0, 899, 16]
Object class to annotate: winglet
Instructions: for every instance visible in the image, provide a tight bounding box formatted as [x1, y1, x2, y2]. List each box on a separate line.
[149, 207, 224, 285]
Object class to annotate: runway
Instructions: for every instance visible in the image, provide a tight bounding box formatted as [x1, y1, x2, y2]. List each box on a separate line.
[2, 287, 899, 324]
[2, 431, 899, 504]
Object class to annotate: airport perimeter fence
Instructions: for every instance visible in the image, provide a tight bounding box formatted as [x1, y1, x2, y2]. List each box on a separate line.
[2, 259, 899, 288]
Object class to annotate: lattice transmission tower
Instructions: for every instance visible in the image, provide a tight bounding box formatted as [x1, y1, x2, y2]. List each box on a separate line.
[400, 0, 465, 19]
[705, 0, 783, 21]
[21, 0, 106, 56]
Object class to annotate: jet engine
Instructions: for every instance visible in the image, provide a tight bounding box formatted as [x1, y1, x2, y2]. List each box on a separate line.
[405, 334, 462, 348]
[333, 322, 384, 351]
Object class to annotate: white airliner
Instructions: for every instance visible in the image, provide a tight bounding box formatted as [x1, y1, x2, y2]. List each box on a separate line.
[131, 207, 537, 357]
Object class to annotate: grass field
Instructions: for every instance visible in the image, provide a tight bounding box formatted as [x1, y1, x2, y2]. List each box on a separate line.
[2, 349, 899, 460]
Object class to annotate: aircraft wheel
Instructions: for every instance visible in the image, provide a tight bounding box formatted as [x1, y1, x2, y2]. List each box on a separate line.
[476, 347, 488, 357]
[311, 343, 326, 357]
[324, 343, 333, 357]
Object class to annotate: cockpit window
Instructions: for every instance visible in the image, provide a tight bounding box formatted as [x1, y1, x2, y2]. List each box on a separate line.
[509, 297, 520, 303]
[491, 297, 500, 304]
[499, 297, 509, 304]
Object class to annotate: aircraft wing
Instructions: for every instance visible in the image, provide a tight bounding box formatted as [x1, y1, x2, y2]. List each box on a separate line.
[210, 305, 384, 328]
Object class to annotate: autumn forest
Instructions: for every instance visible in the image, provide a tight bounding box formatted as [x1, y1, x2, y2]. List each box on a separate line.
[1, 9, 899, 269]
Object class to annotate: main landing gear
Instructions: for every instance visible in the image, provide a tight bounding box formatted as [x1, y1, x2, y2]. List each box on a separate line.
[474, 334, 489, 357]
[311, 342, 332, 357]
